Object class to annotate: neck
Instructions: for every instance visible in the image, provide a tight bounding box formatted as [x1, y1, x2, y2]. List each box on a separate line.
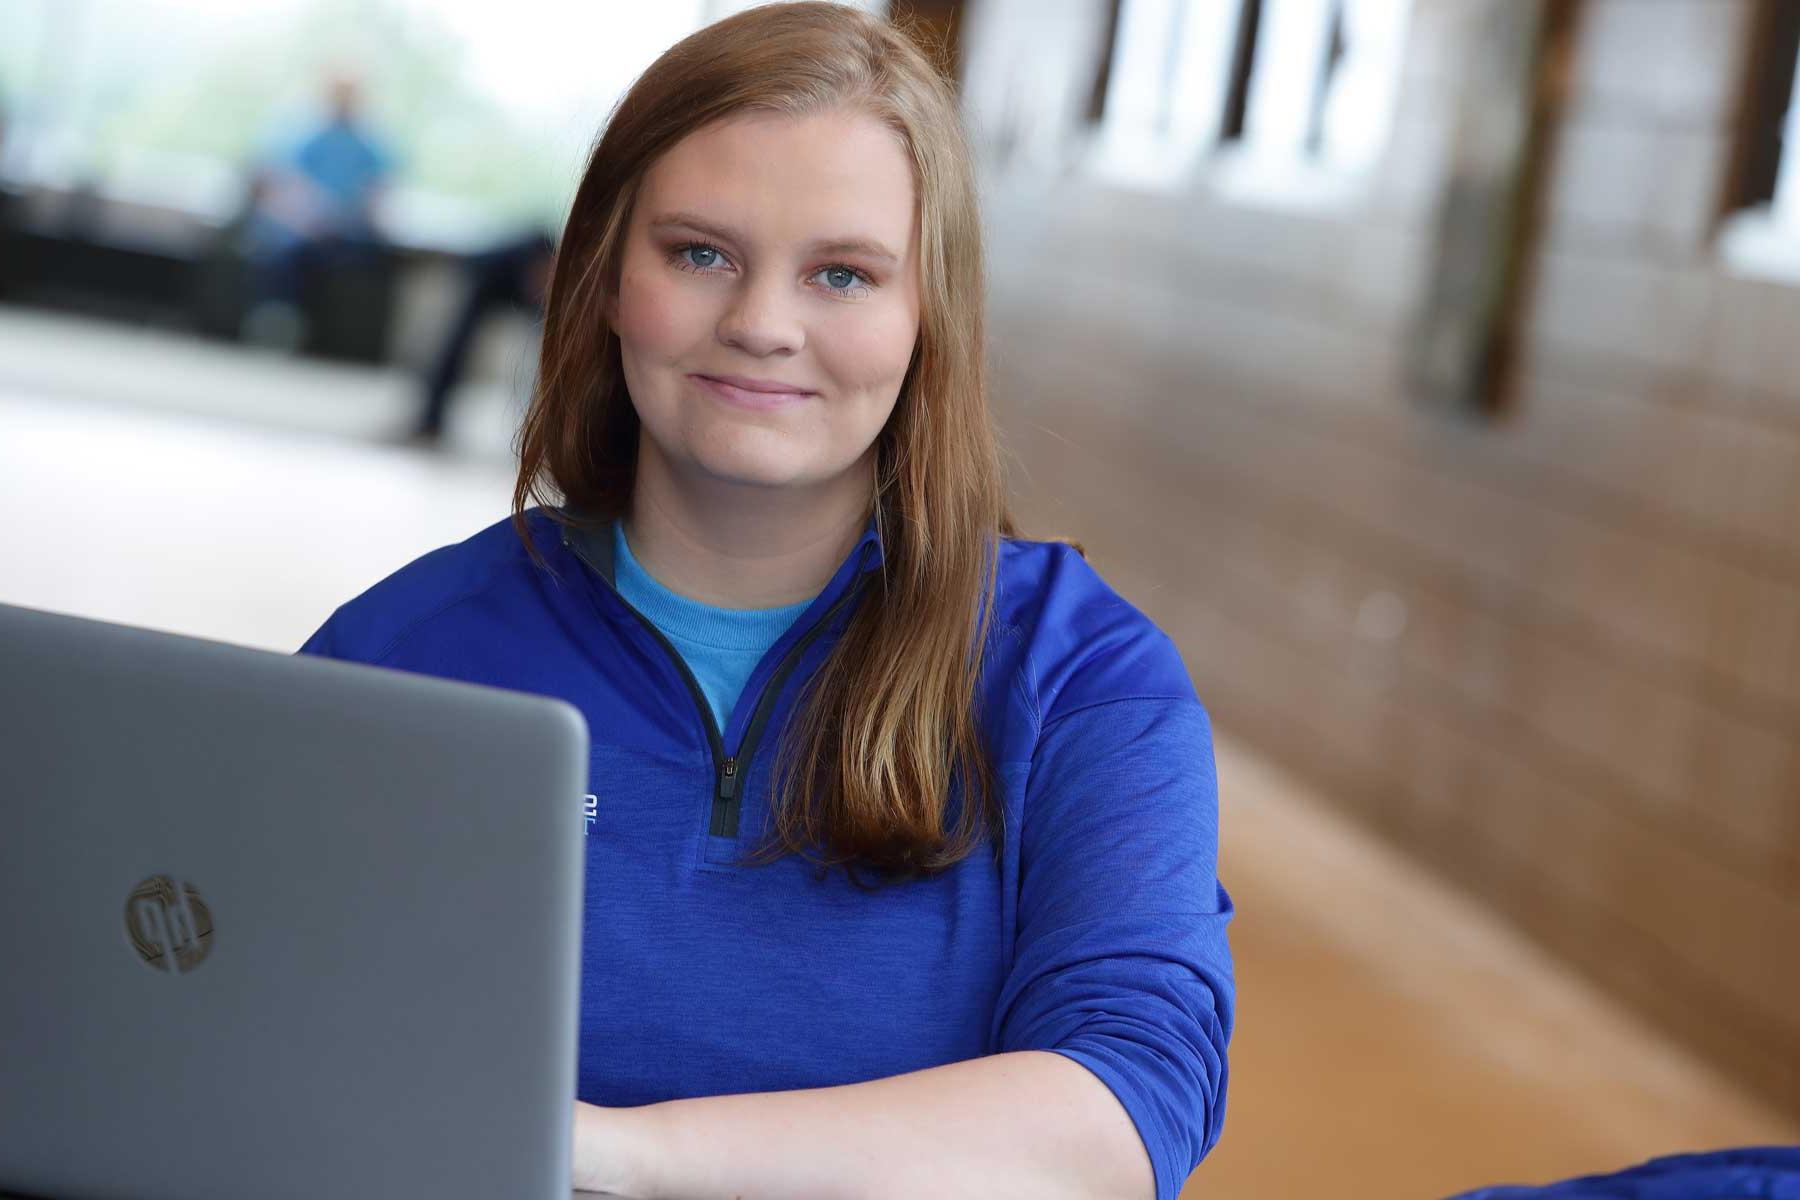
[624, 441, 874, 609]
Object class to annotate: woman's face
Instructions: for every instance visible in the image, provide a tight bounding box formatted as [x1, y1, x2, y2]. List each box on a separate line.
[607, 106, 921, 497]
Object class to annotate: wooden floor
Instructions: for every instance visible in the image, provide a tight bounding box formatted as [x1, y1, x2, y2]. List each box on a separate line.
[3, 307, 1793, 1198]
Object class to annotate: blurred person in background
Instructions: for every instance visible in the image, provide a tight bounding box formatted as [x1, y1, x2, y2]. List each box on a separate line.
[298, 4, 1233, 1198]
[0, 78, 20, 275]
[0, 78, 13, 219]
[235, 70, 396, 350]
[402, 226, 557, 447]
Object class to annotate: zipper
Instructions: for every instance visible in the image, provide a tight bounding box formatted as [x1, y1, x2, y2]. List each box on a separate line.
[713, 575, 868, 836]
[572, 536, 871, 841]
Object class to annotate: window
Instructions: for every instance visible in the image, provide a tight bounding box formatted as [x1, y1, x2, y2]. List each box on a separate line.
[1084, 0, 1412, 204]
[1087, 0, 1245, 187]
[0, 0, 726, 248]
[1717, 3, 1800, 283]
[1213, 0, 1413, 206]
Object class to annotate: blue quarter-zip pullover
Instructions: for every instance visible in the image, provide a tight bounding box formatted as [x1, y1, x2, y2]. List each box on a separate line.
[296, 505, 1235, 1199]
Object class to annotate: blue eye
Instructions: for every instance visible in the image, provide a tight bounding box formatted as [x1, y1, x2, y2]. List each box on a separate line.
[666, 240, 874, 298]
[810, 264, 875, 298]
[680, 244, 722, 270]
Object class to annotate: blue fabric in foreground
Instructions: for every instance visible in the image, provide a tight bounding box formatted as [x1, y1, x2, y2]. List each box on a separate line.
[1445, 1146, 1800, 1199]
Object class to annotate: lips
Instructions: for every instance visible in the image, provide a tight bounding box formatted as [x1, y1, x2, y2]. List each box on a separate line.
[701, 372, 812, 393]
[690, 374, 814, 409]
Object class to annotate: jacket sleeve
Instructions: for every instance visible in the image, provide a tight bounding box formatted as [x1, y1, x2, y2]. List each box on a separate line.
[991, 692, 1235, 1200]
[294, 603, 390, 663]
[294, 616, 342, 659]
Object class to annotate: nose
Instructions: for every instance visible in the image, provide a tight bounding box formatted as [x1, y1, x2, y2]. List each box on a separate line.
[715, 272, 805, 358]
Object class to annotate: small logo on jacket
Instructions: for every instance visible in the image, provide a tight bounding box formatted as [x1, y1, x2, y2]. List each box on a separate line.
[584, 793, 598, 834]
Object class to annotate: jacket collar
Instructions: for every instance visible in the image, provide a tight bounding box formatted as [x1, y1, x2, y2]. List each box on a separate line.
[556, 505, 884, 618]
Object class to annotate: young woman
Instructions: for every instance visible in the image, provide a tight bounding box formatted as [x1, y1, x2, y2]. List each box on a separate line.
[299, 4, 1234, 1197]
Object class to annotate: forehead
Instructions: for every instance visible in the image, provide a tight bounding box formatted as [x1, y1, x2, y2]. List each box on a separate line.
[636, 108, 917, 258]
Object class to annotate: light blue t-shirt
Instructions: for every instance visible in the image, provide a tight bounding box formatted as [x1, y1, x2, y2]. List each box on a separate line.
[611, 521, 818, 737]
[283, 117, 393, 213]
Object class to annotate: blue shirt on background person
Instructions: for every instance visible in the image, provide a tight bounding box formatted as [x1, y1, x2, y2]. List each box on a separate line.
[280, 115, 393, 232]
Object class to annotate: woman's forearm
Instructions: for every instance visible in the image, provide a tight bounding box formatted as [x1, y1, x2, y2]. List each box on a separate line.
[591, 1049, 1152, 1200]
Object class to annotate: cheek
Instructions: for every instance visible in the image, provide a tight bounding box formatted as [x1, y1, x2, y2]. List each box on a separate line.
[820, 306, 918, 397]
[613, 266, 703, 355]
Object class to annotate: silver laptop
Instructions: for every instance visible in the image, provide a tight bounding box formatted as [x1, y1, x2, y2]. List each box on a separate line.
[0, 601, 589, 1200]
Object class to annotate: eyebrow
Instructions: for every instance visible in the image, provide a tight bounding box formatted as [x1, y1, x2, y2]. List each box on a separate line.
[647, 211, 901, 268]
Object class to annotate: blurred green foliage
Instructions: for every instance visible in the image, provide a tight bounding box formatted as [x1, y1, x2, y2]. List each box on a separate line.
[0, 0, 582, 231]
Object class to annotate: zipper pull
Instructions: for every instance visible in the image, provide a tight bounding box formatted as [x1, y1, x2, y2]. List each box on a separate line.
[718, 757, 738, 800]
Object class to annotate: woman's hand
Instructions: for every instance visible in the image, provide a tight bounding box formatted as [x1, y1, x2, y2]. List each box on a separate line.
[572, 1099, 663, 1196]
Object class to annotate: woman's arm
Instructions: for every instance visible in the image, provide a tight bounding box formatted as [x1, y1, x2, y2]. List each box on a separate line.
[578, 1048, 1151, 1200]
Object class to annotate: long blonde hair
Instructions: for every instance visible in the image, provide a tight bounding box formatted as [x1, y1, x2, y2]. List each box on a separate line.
[512, 2, 1061, 887]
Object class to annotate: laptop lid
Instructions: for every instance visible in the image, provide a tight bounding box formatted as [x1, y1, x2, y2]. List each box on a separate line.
[0, 601, 588, 1200]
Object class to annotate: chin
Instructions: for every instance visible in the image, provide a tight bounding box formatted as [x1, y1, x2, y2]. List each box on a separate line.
[690, 450, 814, 490]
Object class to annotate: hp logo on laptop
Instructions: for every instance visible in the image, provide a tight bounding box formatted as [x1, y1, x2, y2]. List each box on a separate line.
[125, 875, 215, 974]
